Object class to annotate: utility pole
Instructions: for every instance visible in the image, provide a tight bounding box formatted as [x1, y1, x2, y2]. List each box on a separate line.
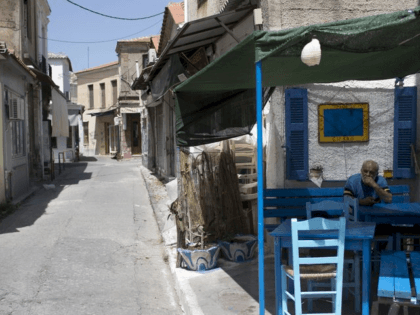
[88, 47, 90, 68]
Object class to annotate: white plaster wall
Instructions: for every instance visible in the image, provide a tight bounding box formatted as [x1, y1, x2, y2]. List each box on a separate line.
[266, 75, 420, 186]
[82, 114, 97, 156]
[50, 60, 64, 93]
[52, 134, 74, 162]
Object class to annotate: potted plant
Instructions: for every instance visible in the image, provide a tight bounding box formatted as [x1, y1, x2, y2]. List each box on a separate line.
[218, 234, 257, 262]
[177, 243, 221, 271]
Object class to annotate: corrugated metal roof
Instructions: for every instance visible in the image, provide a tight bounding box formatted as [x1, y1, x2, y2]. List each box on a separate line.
[219, 0, 253, 14]
[132, 6, 254, 90]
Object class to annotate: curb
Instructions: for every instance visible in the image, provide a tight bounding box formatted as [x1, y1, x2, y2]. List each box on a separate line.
[138, 165, 203, 315]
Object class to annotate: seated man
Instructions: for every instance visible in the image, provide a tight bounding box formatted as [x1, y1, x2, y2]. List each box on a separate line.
[344, 160, 392, 206]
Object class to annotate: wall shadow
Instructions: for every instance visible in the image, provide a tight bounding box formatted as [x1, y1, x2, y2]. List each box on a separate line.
[0, 162, 92, 235]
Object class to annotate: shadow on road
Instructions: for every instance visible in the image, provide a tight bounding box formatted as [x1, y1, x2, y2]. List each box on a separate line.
[0, 160, 93, 235]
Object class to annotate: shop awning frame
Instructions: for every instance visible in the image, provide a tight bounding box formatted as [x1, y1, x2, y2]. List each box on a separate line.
[131, 5, 255, 90]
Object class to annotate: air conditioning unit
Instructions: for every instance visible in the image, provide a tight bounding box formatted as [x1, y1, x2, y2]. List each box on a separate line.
[148, 49, 157, 65]
[0, 41, 7, 54]
[9, 97, 24, 120]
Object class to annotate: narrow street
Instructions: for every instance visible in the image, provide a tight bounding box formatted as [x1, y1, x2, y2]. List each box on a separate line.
[0, 157, 183, 315]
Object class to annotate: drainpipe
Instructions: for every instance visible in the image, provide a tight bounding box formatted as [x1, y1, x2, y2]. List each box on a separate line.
[136, 60, 140, 78]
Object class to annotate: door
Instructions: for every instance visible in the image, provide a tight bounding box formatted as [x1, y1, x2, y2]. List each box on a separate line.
[104, 122, 109, 154]
[131, 117, 141, 155]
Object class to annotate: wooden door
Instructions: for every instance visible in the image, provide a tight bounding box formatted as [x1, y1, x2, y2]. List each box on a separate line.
[131, 117, 141, 155]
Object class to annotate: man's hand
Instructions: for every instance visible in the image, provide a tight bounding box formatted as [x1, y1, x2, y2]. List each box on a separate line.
[359, 196, 378, 206]
[362, 176, 376, 187]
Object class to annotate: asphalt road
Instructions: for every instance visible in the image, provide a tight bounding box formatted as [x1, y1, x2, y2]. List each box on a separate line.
[0, 156, 183, 315]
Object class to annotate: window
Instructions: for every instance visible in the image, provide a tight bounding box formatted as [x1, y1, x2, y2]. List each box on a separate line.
[67, 126, 72, 148]
[5, 89, 26, 157]
[394, 87, 417, 178]
[83, 122, 89, 144]
[111, 80, 117, 105]
[284, 87, 417, 181]
[70, 83, 78, 103]
[24, 0, 32, 39]
[12, 121, 25, 157]
[142, 54, 149, 69]
[51, 137, 57, 149]
[197, 0, 207, 8]
[100, 83, 106, 108]
[285, 88, 308, 180]
[88, 84, 94, 109]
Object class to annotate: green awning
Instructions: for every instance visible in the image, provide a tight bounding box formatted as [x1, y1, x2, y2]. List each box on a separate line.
[174, 7, 420, 146]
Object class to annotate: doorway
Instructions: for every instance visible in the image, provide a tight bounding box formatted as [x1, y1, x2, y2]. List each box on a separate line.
[104, 122, 110, 154]
[131, 117, 141, 155]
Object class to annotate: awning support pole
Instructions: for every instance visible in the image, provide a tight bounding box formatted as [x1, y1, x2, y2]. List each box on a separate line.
[256, 60, 265, 315]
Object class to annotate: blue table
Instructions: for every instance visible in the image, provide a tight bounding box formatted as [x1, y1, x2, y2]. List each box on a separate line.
[360, 202, 420, 225]
[270, 220, 376, 315]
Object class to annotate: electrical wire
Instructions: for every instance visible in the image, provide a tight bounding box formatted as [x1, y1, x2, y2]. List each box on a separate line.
[66, 0, 164, 20]
[42, 20, 162, 44]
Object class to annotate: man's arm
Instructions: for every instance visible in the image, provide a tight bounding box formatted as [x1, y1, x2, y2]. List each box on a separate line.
[363, 177, 392, 203]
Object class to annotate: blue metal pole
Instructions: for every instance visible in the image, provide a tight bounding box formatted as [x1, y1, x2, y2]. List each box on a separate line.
[256, 60, 265, 315]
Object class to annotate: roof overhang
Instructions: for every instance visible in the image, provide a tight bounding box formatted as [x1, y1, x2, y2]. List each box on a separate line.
[29, 66, 57, 87]
[132, 6, 255, 90]
[85, 107, 116, 117]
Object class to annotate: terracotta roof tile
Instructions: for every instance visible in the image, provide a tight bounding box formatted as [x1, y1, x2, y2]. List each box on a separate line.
[168, 2, 184, 25]
[117, 36, 151, 43]
[158, 1, 184, 54]
[75, 61, 118, 74]
[151, 35, 160, 50]
[48, 52, 68, 59]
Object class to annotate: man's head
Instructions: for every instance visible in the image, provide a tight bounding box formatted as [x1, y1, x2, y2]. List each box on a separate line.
[361, 160, 379, 184]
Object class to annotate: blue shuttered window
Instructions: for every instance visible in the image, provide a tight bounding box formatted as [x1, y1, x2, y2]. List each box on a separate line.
[394, 87, 417, 178]
[286, 88, 308, 180]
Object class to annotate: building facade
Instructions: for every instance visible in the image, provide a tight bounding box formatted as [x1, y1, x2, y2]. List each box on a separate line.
[0, 0, 55, 202]
[115, 37, 151, 159]
[131, 3, 184, 180]
[75, 62, 119, 156]
[48, 53, 83, 162]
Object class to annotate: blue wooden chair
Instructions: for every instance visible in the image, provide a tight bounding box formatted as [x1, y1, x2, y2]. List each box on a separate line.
[306, 200, 361, 313]
[281, 217, 346, 315]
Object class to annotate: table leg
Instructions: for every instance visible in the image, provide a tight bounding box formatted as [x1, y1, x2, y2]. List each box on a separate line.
[275, 237, 282, 315]
[362, 239, 371, 315]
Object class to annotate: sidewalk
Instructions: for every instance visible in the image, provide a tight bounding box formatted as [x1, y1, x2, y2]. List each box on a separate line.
[139, 165, 375, 315]
[139, 165, 276, 315]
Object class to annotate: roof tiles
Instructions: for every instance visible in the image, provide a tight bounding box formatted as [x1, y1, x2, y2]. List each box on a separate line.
[75, 61, 118, 74]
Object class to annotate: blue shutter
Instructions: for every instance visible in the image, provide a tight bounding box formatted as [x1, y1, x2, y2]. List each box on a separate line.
[394, 87, 417, 178]
[286, 88, 308, 180]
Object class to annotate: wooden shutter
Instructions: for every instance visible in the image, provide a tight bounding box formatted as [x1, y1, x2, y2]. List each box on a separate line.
[10, 97, 19, 119]
[394, 87, 417, 178]
[286, 88, 308, 180]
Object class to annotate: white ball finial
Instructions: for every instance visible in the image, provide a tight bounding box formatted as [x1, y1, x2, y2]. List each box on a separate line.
[301, 38, 321, 66]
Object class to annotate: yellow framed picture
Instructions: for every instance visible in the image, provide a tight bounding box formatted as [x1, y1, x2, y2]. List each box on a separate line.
[318, 103, 369, 143]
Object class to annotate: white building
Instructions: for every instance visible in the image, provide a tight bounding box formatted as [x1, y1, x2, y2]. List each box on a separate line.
[48, 53, 84, 162]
